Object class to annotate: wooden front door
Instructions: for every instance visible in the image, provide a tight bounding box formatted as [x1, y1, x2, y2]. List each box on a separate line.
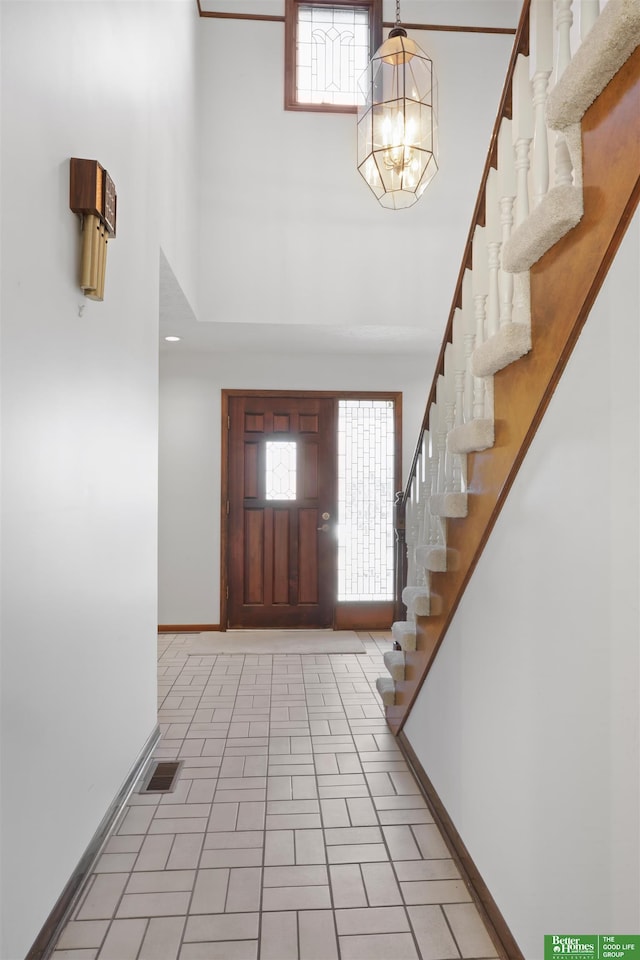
[226, 394, 336, 628]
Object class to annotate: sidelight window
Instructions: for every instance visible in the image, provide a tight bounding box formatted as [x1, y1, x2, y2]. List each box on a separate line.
[337, 399, 394, 600]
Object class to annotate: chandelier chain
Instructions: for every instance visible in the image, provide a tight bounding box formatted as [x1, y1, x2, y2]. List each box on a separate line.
[395, 0, 401, 27]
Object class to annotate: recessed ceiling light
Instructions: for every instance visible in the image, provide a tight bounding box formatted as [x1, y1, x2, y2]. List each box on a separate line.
[164, 336, 181, 342]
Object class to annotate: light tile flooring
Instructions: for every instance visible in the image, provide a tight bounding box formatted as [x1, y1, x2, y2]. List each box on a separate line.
[51, 633, 500, 960]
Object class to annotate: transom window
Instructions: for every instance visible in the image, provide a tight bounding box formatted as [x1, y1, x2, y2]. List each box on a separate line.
[285, 0, 382, 113]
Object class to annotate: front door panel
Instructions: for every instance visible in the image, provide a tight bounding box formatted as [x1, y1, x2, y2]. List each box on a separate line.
[227, 395, 336, 628]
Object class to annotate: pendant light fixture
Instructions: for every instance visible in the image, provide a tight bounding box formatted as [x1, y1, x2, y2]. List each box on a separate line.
[357, 0, 438, 209]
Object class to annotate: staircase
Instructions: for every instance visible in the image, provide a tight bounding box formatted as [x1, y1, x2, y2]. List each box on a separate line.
[376, 0, 640, 736]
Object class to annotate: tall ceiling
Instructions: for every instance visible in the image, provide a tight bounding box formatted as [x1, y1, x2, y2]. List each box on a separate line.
[160, 0, 521, 358]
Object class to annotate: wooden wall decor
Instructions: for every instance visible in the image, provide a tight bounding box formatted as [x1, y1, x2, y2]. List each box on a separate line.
[69, 158, 117, 301]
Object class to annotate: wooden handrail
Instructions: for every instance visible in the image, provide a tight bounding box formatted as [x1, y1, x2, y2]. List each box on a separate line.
[390, 42, 640, 735]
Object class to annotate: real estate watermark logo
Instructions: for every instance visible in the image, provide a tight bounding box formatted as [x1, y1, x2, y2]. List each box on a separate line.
[544, 936, 640, 960]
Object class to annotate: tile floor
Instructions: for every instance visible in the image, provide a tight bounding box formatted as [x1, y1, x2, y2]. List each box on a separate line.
[51, 633, 500, 960]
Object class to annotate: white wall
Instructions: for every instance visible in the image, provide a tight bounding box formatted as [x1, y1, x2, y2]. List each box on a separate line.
[0, 3, 199, 957]
[404, 211, 640, 956]
[158, 348, 435, 624]
[196, 15, 514, 336]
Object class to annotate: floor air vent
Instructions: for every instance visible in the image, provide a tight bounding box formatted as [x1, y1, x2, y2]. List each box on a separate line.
[142, 761, 181, 793]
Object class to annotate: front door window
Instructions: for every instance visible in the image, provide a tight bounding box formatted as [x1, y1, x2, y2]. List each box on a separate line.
[265, 441, 297, 500]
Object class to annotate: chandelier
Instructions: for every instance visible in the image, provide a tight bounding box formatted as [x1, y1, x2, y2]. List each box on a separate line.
[356, 0, 438, 210]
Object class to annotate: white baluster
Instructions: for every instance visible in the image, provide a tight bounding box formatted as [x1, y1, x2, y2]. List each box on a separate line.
[406, 476, 418, 588]
[497, 124, 517, 330]
[452, 310, 467, 491]
[435, 378, 448, 495]
[443, 344, 459, 493]
[554, 0, 575, 186]
[581, 0, 599, 39]
[555, 0, 574, 79]
[413, 447, 428, 589]
[512, 55, 534, 224]
[485, 169, 502, 340]
[452, 310, 466, 430]
[454, 367, 466, 429]
[472, 227, 488, 420]
[429, 397, 449, 538]
[530, 0, 554, 206]
[431, 354, 470, 519]
[510, 56, 534, 328]
[428, 402, 441, 499]
[532, 81, 552, 203]
[473, 297, 488, 420]
[461, 272, 475, 424]
[417, 434, 429, 552]
[414, 460, 428, 588]
[428, 453, 439, 545]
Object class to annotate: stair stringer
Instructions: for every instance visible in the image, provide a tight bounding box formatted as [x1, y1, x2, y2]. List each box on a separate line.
[386, 46, 640, 734]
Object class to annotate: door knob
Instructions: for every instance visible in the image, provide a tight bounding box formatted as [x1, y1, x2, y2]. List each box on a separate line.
[317, 524, 330, 532]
